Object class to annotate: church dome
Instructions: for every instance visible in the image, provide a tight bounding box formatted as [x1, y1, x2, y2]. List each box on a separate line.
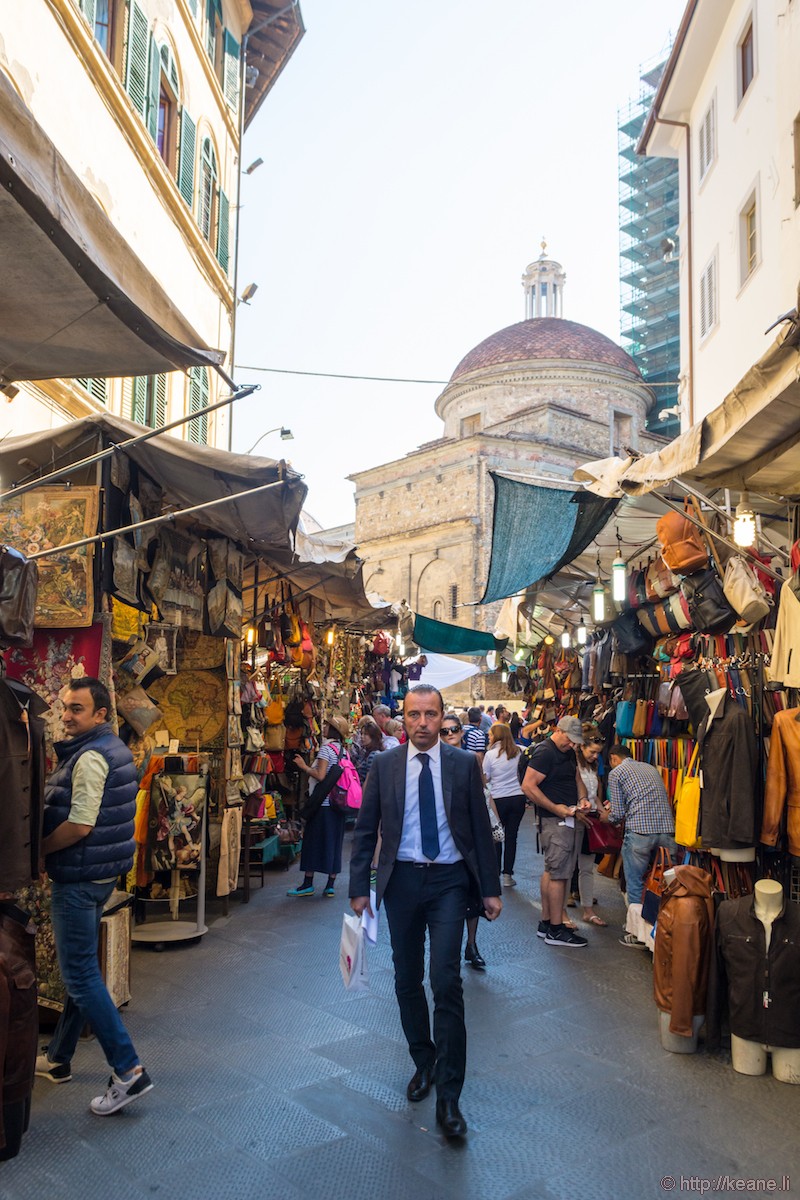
[449, 317, 641, 382]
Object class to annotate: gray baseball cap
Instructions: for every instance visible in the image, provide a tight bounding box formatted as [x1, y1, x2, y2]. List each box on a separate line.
[557, 716, 585, 745]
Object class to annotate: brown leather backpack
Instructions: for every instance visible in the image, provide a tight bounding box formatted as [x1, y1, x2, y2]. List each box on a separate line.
[655, 507, 708, 575]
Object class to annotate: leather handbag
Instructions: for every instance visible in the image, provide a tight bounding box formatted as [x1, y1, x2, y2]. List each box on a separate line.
[641, 846, 674, 924]
[615, 699, 636, 739]
[627, 567, 647, 610]
[645, 557, 680, 601]
[723, 555, 771, 625]
[0, 546, 38, 648]
[265, 689, 285, 726]
[586, 814, 623, 854]
[681, 568, 737, 634]
[636, 592, 692, 637]
[674, 743, 702, 849]
[611, 609, 654, 657]
[632, 699, 648, 738]
[656, 504, 709, 575]
[263, 723, 286, 751]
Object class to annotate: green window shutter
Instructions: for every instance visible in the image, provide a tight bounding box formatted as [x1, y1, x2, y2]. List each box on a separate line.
[80, 0, 97, 27]
[223, 32, 240, 110]
[124, 0, 150, 119]
[153, 374, 167, 428]
[205, 0, 217, 60]
[131, 376, 148, 425]
[188, 368, 209, 444]
[160, 43, 179, 97]
[146, 34, 160, 142]
[75, 377, 107, 403]
[216, 189, 229, 273]
[188, 0, 197, 14]
[177, 110, 196, 207]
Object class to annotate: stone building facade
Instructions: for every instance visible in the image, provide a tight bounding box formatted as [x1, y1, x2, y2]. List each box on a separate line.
[350, 255, 664, 699]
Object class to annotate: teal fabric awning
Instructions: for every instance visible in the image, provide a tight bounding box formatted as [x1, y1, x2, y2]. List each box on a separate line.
[413, 613, 508, 656]
[481, 474, 619, 604]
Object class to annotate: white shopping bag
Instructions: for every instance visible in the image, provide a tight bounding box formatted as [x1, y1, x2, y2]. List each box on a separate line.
[362, 888, 379, 947]
[339, 912, 370, 993]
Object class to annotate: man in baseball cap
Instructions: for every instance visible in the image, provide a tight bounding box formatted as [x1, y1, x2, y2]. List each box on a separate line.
[521, 715, 591, 947]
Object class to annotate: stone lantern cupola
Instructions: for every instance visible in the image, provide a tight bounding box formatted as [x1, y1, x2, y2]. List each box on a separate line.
[522, 240, 566, 320]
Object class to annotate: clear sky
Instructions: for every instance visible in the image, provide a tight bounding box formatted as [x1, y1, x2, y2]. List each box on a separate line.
[233, 0, 687, 528]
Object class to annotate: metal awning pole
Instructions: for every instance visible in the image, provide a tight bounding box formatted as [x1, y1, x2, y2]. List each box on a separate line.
[652, 490, 785, 583]
[0, 383, 260, 503]
[27, 478, 284, 560]
[671, 478, 789, 562]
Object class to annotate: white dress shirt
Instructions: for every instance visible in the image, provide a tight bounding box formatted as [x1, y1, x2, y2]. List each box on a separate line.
[398, 740, 463, 864]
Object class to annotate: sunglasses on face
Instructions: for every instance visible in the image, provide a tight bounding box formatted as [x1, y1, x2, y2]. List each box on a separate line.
[442, 725, 461, 734]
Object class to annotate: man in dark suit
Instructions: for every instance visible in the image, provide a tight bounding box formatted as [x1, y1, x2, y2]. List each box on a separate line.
[349, 685, 502, 1139]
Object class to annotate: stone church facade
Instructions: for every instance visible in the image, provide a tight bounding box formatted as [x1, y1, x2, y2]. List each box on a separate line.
[350, 252, 664, 694]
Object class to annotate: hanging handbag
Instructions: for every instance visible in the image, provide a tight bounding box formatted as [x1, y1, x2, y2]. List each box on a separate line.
[265, 688, 285, 726]
[586, 814, 623, 854]
[645, 557, 680, 601]
[0, 546, 38, 648]
[656, 503, 709, 575]
[611, 609, 654, 657]
[263, 723, 286, 751]
[674, 743, 702, 849]
[722, 555, 771, 625]
[636, 592, 693, 637]
[641, 845, 674, 924]
[632, 699, 648, 738]
[681, 568, 737, 634]
[286, 586, 302, 646]
[626, 567, 647, 610]
[615, 699, 636, 739]
[245, 726, 265, 752]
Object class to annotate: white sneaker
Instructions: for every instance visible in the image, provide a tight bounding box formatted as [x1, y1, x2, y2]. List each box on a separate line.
[501, 874, 516, 888]
[90, 1067, 153, 1115]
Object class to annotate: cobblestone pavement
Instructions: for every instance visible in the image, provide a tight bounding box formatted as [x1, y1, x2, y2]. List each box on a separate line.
[2, 822, 797, 1200]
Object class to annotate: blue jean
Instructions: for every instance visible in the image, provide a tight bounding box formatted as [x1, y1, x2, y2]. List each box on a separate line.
[622, 831, 677, 908]
[48, 880, 138, 1076]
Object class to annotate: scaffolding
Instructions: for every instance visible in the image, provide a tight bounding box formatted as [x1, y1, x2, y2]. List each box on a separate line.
[618, 59, 681, 438]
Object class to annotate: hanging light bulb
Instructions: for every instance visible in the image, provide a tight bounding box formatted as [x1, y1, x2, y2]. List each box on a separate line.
[577, 618, 587, 646]
[733, 491, 756, 547]
[244, 624, 257, 647]
[326, 627, 335, 646]
[501, 665, 509, 683]
[592, 549, 606, 623]
[561, 630, 570, 649]
[515, 647, 525, 662]
[543, 635, 555, 646]
[611, 526, 626, 603]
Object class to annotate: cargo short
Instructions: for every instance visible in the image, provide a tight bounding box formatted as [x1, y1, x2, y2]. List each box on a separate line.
[539, 818, 582, 881]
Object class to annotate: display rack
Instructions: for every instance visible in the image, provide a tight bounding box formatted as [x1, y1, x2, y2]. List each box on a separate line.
[132, 798, 208, 948]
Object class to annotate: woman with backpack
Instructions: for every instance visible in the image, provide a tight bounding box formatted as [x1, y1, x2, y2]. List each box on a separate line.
[289, 714, 352, 898]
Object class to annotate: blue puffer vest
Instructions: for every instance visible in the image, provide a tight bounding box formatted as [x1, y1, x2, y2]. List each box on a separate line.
[44, 724, 137, 883]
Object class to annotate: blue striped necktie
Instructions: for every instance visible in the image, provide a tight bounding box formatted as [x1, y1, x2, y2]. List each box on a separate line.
[417, 752, 440, 861]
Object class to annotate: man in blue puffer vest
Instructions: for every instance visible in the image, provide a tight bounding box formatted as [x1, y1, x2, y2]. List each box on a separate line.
[35, 678, 153, 1115]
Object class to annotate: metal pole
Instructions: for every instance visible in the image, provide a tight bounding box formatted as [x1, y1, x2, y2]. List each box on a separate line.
[27, 478, 285, 560]
[0, 384, 259, 503]
[652, 491, 784, 583]
[671, 478, 789, 562]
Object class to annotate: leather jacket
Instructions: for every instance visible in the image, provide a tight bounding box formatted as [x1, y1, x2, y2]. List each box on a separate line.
[707, 894, 800, 1051]
[653, 866, 715, 1037]
[760, 707, 800, 857]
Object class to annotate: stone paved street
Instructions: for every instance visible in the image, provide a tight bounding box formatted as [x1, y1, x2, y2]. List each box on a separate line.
[2, 823, 797, 1200]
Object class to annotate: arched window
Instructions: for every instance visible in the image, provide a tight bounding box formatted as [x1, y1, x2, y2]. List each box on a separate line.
[432, 599, 444, 622]
[198, 137, 218, 245]
[157, 42, 180, 172]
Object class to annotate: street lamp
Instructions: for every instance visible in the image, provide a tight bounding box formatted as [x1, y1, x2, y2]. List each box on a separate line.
[246, 427, 294, 455]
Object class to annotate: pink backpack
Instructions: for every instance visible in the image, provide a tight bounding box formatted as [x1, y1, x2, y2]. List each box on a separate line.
[330, 749, 363, 814]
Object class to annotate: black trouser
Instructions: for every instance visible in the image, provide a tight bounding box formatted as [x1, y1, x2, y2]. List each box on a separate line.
[493, 795, 527, 875]
[383, 861, 469, 1102]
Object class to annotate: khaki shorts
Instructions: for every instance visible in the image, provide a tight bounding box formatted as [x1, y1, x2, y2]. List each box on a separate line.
[539, 818, 582, 881]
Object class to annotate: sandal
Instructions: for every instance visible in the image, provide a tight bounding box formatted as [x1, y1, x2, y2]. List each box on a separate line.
[562, 918, 579, 931]
[584, 913, 607, 927]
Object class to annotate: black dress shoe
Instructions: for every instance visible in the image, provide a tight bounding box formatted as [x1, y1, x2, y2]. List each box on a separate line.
[464, 943, 486, 971]
[406, 1063, 434, 1102]
[436, 1098, 467, 1138]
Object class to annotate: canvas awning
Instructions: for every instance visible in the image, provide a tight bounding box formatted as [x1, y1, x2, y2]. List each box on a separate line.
[480, 472, 619, 604]
[0, 72, 223, 385]
[575, 320, 800, 500]
[0, 414, 306, 554]
[413, 614, 508, 656]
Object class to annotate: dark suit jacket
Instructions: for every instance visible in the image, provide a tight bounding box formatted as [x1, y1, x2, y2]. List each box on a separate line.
[348, 741, 501, 908]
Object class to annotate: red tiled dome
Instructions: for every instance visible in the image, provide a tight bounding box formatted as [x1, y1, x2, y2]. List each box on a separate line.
[450, 318, 640, 382]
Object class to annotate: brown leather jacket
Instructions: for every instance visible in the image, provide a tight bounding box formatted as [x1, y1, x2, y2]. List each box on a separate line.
[760, 707, 800, 857]
[653, 865, 715, 1036]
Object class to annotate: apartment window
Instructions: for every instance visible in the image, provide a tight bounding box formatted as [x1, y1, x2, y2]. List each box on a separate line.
[449, 584, 459, 621]
[157, 44, 180, 172]
[461, 413, 481, 436]
[698, 97, 716, 181]
[125, 375, 167, 428]
[75, 377, 107, 404]
[699, 253, 718, 340]
[187, 367, 209, 445]
[199, 138, 219, 244]
[737, 19, 755, 104]
[739, 190, 759, 283]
